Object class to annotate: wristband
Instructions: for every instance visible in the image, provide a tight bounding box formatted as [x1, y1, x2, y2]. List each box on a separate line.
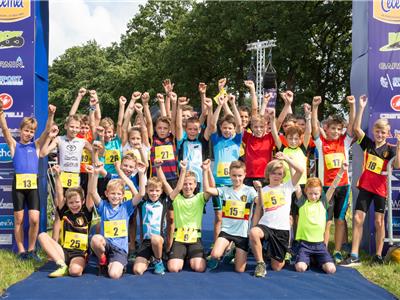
[89, 105, 96, 111]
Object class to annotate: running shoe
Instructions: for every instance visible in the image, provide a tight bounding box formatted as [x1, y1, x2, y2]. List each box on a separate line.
[17, 251, 28, 260]
[222, 247, 235, 264]
[154, 260, 165, 275]
[48, 265, 68, 278]
[340, 255, 361, 267]
[27, 250, 42, 262]
[372, 255, 384, 265]
[333, 251, 343, 264]
[207, 258, 219, 270]
[254, 261, 267, 278]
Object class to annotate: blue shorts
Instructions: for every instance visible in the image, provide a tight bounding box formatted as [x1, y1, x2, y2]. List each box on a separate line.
[295, 241, 333, 266]
[105, 240, 128, 267]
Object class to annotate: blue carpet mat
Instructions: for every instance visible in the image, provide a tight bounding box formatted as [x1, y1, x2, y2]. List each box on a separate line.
[4, 201, 396, 300]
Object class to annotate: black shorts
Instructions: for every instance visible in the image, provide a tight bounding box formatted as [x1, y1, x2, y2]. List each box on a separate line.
[257, 224, 289, 263]
[79, 173, 88, 196]
[324, 185, 350, 221]
[136, 239, 154, 261]
[290, 185, 305, 216]
[169, 239, 205, 260]
[105, 240, 128, 267]
[12, 177, 40, 211]
[219, 231, 249, 252]
[355, 188, 386, 214]
[63, 248, 87, 265]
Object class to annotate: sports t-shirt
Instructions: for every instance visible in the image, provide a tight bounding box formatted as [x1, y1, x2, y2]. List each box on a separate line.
[122, 143, 150, 163]
[315, 134, 352, 186]
[218, 185, 257, 237]
[258, 181, 295, 230]
[295, 194, 329, 243]
[280, 145, 307, 184]
[58, 135, 86, 173]
[97, 199, 135, 253]
[211, 132, 242, 186]
[357, 134, 396, 197]
[243, 131, 274, 178]
[77, 131, 93, 173]
[138, 196, 168, 240]
[13, 142, 39, 174]
[172, 192, 206, 239]
[58, 204, 93, 253]
[102, 136, 122, 175]
[150, 133, 177, 181]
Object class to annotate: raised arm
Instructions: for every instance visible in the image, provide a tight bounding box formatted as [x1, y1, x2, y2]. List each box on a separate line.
[303, 103, 312, 148]
[0, 101, 16, 155]
[228, 94, 242, 134]
[311, 96, 322, 139]
[346, 95, 356, 137]
[155, 159, 173, 196]
[259, 93, 271, 117]
[326, 162, 348, 202]
[198, 82, 207, 116]
[89, 90, 101, 127]
[117, 96, 127, 139]
[169, 161, 187, 200]
[69, 88, 87, 116]
[170, 92, 178, 136]
[162, 79, 174, 118]
[202, 159, 218, 196]
[176, 97, 190, 141]
[353, 95, 367, 141]
[135, 103, 150, 149]
[203, 97, 214, 140]
[157, 93, 167, 118]
[51, 165, 65, 209]
[86, 164, 102, 206]
[132, 161, 147, 206]
[244, 80, 258, 117]
[39, 125, 59, 158]
[269, 108, 282, 149]
[276, 91, 293, 130]
[142, 92, 153, 137]
[209, 95, 226, 134]
[114, 160, 138, 196]
[276, 151, 304, 187]
[122, 92, 141, 145]
[36, 104, 57, 148]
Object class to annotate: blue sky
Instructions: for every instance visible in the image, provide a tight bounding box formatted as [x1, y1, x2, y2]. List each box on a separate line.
[49, 0, 146, 62]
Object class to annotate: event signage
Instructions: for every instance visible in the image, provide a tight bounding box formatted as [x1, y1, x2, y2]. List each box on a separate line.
[368, 0, 400, 239]
[0, 0, 35, 249]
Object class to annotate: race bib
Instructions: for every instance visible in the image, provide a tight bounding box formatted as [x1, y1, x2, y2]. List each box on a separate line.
[155, 145, 174, 161]
[104, 220, 127, 238]
[175, 227, 198, 244]
[60, 172, 80, 188]
[105, 149, 120, 164]
[223, 200, 246, 219]
[64, 231, 88, 251]
[262, 190, 285, 210]
[366, 154, 384, 175]
[217, 162, 230, 177]
[123, 189, 133, 202]
[325, 153, 344, 170]
[81, 148, 92, 164]
[15, 174, 37, 190]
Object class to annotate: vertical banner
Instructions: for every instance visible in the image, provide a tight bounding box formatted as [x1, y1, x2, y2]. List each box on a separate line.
[0, 0, 35, 250]
[368, 0, 400, 248]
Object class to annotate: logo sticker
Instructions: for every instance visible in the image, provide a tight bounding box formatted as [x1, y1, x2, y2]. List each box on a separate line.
[0, 93, 13, 110]
[0, 215, 14, 230]
[373, 0, 400, 24]
[391, 95, 400, 111]
[0, 0, 31, 23]
[0, 31, 24, 49]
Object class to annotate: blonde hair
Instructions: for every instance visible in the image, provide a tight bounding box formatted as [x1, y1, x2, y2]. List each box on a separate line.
[264, 159, 286, 181]
[373, 118, 390, 131]
[147, 177, 163, 190]
[100, 117, 115, 131]
[65, 187, 84, 203]
[250, 114, 265, 126]
[184, 170, 198, 182]
[65, 115, 81, 126]
[19, 117, 37, 131]
[106, 179, 125, 193]
[229, 160, 246, 172]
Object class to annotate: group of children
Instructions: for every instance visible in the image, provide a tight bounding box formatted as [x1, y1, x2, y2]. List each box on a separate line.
[0, 78, 398, 279]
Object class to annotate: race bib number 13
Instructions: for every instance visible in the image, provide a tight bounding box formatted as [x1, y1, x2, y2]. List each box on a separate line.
[16, 174, 37, 190]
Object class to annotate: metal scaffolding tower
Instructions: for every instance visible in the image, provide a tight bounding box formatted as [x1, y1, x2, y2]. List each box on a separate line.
[246, 40, 276, 106]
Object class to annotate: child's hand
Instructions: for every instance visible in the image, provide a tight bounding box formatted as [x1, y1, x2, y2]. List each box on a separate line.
[163, 79, 174, 94]
[275, 151, 287, 161]
[153, 158, 163, 168]
[312, 96, 322, 107]
[180, 160, 187, 170]
[141, 92, 150, 104]
[95, 126, 105, 137]
[178, 97, 189, 106]
[156, 93, 165, 104]
[78, 87, 87, 97]
[303, 103, 311, 115]
[134, 103, 143, 114]
[92, 140, 103, 151]
[85, 165, 94, 174]
[169, 92, 177, 104]
[244, 80, 255, 90]
[198, 82, 207, 95]
[346, 95, 356, 105]
[48, 104, 56, 115]
[263, 93, 271, 105]
[131, 91, 142, 102]
[359, 95, 368, 108]
[89, 97, 98, 107]
[203, 97, 212, 109]
[93, 162, 105, 175]
[280, 91, 293, 105]
[218, 78, 226, 91]
[341, 161, 349, 172]
[51, 164, 61, 175]
[228, 94, 236, 105]
[201, 159, 211, 170]
[218, 94, 228, 106]
[119, 96, 127, 106]
[137, 161, 147, 174]
[114, 160, 121, 170]
[266, 107, 275, 119]
[253, 180, 262, 190]
[49, 125, 59, 138]
[89, 90, 98, 101]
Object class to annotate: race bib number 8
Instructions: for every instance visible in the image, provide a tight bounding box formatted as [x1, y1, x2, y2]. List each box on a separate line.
[105, 150, 121, 164]
[64, 231, 88, 251]
[60, 172, 80, 188]
[104, 220, 127, 238]
[366, 154, 384, 174]
[217, 162, 230, 177]
[155, 145, 174, 161]
[262, 191, 285, 210]
[16, 174, 37, 190]
[224, 200, 246, 219]
[325, 153, 344, 170]
[175, 227, 198, 243]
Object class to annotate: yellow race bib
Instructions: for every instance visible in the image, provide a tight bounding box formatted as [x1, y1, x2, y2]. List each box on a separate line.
[366, 154, 384, 174]
[262, 190, 285, 210]
[104, 220, 127, 238]
[123, 189, 133, 202]
[175, 227, 198, 244]
[155, 145, 174, 161]
[223, 200, 246, 219]
[217, 162, 230, 177]
[325, 153, 344, 170]
[64, 231, 88, 251]
[60, 172, 80, 188]
[81, 148, 92, 164]
[15, 174, 37, 190]
[105, 150, 120, 164]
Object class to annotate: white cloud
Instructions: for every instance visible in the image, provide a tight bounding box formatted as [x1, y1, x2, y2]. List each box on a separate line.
[49, 0, 146, 62]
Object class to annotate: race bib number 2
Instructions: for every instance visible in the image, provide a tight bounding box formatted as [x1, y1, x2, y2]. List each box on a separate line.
[104, 220, 127, 238]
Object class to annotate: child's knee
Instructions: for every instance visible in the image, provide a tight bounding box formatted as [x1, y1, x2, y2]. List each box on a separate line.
[322, 262, 336, 274]
[108, 268, 123, 279]
[69, 265, 83, 277]
[295, 262, 307, 272]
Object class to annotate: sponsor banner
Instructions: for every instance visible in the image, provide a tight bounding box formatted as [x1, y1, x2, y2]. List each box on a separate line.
[0, 215, 14, 230]
[0, 234, 12, 245]
[368, 0, 400, 240]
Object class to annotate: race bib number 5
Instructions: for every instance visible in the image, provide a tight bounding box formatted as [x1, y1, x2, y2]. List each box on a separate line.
[223, 200, 246, 219]
[16, 174, 37, 190]
[175, 227, 198, 243]
[64, 231, 88, 251]
[155, 145, 174, 161]
[262, 191, 285, 210]
[325, 153, 344, 170]
[366, 154, 384, 174]
[104, 220, 127, 238]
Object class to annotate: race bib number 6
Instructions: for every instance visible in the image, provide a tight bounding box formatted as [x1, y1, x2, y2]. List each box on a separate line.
[175, 227, 198, 243]
[217, 162, 230, 177]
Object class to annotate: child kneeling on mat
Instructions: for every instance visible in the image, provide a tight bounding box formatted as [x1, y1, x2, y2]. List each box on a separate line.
[294, 162, 348, 274]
